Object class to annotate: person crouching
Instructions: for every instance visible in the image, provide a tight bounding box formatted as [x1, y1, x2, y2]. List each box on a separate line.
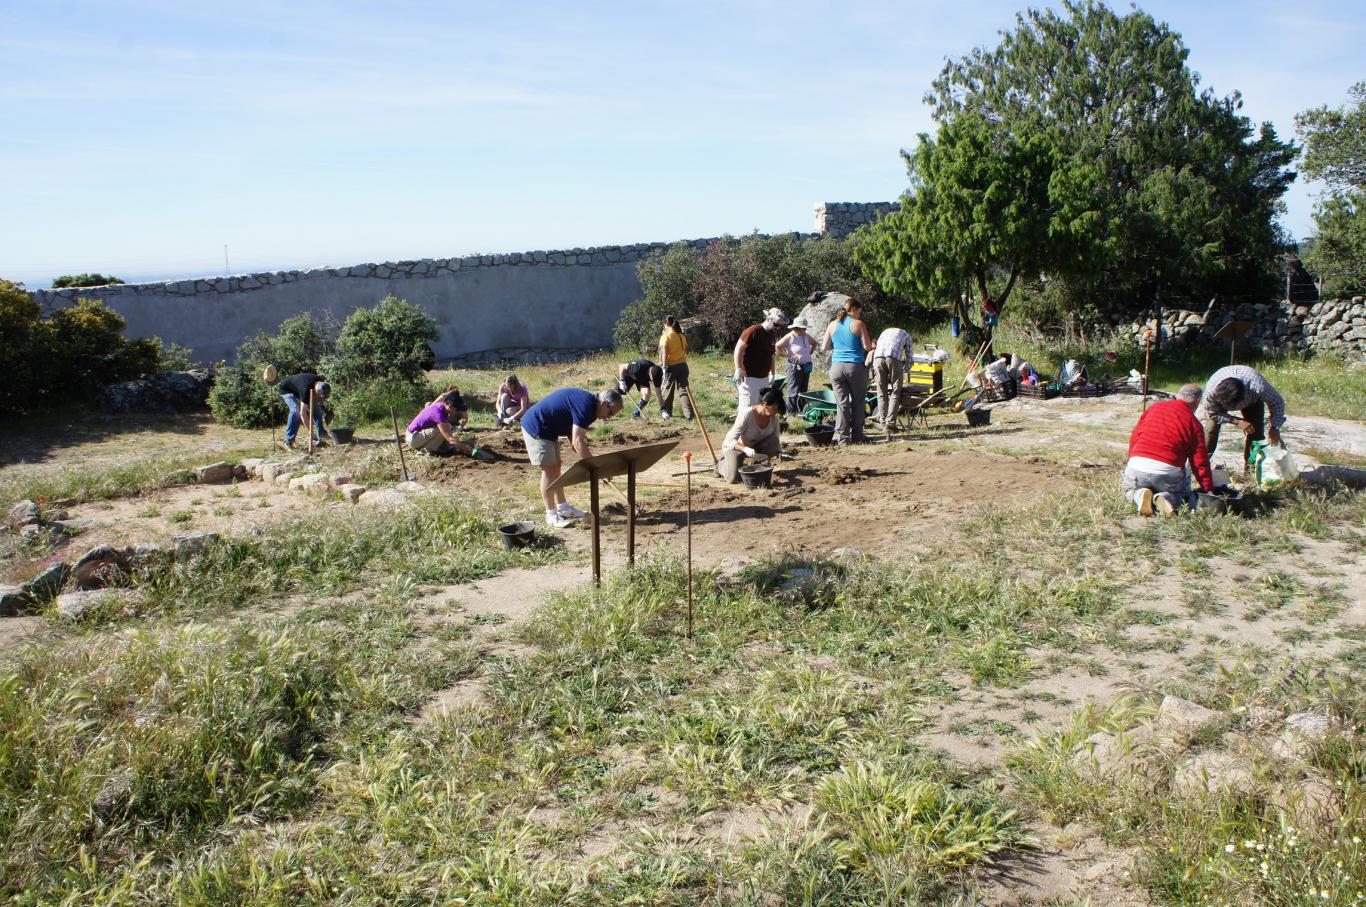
[1122, 384, 1215, 517]
[718, 386, 783, 483]
[406, 392, 473, 457]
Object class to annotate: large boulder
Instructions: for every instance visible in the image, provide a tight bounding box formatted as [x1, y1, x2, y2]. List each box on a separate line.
[194, 462, 234, 484]
[793, 292, 853, 370]
[96, 369, 215, 414]
[21, 562, 70, 601]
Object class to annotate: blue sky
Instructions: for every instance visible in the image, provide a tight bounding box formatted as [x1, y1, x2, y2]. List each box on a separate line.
[1, 0, 1361, 287]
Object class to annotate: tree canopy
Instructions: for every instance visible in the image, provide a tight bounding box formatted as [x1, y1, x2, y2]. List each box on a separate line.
[51, 273, 125, 288]
[1297, 82, 1366, 296]
[857, 0, 1296, 331]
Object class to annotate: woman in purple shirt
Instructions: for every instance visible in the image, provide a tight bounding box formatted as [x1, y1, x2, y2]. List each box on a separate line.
[405, 393, 473, 456]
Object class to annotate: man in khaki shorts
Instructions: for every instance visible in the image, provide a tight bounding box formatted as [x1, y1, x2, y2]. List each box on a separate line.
[521, 387, 623, 528]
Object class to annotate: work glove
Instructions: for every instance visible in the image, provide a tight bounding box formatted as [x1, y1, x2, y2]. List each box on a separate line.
[733, 369, 744, 384]
[741, 446, 756, 458]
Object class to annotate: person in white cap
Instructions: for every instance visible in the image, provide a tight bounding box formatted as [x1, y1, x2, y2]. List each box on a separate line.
[775, 316, 815, 420]
[733, 307, 788, 414]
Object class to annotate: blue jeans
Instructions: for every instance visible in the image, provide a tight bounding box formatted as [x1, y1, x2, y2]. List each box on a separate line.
[282, 394, 326, 445]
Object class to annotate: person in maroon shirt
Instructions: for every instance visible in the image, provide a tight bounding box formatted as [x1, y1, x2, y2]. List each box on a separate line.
[1122, 384, 1215, 517]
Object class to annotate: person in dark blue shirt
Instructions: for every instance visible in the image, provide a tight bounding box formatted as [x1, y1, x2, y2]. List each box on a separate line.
[521, 387, 623, 527]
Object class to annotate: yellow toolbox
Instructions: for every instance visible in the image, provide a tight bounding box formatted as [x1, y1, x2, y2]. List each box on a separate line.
[907, 358, 944, 393]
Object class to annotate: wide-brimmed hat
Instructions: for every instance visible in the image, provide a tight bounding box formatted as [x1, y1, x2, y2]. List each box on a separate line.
[764, 307, 789, 324]
[791, 317, 810, 330]
[262, 364, 278, 383]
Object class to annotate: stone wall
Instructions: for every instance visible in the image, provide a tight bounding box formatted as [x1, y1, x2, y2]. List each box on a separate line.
[30, 239, 717, 366]
[812, 201, 900, 239]
[1121, 297, 1366, 359]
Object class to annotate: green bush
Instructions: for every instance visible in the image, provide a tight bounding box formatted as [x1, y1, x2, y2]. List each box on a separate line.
[333, 375, 433, 427]
[208, 314, 336, 428]
[51, 273, 124, 288]
[0, 282, 164, 418]
[324, 295, 437, 385]
[613, 242, 705, 354]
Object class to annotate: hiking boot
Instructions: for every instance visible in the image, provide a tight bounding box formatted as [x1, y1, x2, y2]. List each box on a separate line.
[1155, 492, 1177, 517]
[1136, 488, 1155, 517]
[546, 510, 575, 529]
[557, 502, 588, 520]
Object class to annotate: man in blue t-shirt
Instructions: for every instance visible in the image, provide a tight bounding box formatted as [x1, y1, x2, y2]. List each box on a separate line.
[522, 387, 624, 527]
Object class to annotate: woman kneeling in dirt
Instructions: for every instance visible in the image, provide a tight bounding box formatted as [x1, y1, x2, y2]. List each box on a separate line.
[406, 393, 474, 457]
[718, 386, 783, 483]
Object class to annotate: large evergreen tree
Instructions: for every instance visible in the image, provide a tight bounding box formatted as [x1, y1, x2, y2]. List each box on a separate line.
[859, 0, 1296, 330]
[1296, 82, 1366, 296]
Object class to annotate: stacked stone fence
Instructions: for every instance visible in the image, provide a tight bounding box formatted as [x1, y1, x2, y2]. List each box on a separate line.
[813, 201, 900, 240]
[1118, 297, 1366, 359]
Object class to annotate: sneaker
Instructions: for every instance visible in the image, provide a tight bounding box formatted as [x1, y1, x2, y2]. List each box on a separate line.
[1136, 488, 1155, 517]
[558, 502, 588, 519]
[546, 510, 574, 529]
[659, 411, 672, 422]
[1155, 492, 1177, 517]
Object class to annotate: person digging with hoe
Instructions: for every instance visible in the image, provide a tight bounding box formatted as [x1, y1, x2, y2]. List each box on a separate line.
[718, 386, 783, 483]
[521, 387, 624, 528]
[617, 359, 664, 419]
[1122, 383, 1215, 517]
[270, 369, 331, 450]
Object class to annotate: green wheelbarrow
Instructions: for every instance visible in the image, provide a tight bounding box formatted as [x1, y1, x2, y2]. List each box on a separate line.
[797, 388, 878, 426]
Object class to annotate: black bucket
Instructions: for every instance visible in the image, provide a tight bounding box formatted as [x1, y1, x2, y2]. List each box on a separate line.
[1197, 488, 1243, 515]
[739, 463, 774, 489]
[805, 424, 835, 446]
[328, 427, 356, 445]
[497, 521, 536, 548]
[966, 408, 992, 427]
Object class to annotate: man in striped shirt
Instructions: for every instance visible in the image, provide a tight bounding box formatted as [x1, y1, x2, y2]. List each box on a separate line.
[1200, 365, 1286, 467]
[872, 326, 912, 429]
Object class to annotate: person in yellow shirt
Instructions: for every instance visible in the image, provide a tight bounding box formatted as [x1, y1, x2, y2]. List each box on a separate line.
[657, 315, 692, 421]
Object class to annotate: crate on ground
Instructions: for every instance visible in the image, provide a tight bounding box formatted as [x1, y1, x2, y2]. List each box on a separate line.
[1018, 382, 1059, 400]
[1059, 382, 1108, 398]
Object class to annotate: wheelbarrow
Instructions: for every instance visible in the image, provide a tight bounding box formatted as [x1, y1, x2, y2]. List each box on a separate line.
[798, 388, 877, 426]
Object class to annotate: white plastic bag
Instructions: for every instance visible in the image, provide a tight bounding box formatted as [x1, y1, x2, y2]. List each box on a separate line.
[1253, 443, 1297, 486]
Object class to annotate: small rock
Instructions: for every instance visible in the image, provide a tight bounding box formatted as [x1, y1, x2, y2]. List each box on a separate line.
[7, 500, 41, 529]
[194, 462, 234, 484]
[71, 545, 129, 589]
[289, 473, 331, 494]
[0, 584, 35, 616]
[358, 489, 410, 508]
[330, 472, 353, 487]
[1155, 695, 1221, 734]
[274, 471, 296, 486]
[241, 458, 265, 478]
[260, 463, 284, 483]
[1273, 775, 1342, 826]
[1173, 751, 1257, 796]
[92, 770, 131, 819]
[337, 483, 367, 503]
[19, 523, 54, 543]
[396, 481, 424, 494]
[170, 531, 219, 560]
[127, 543, 166, 570]
[56, 589, 131, 620]
[20, 562, 70, 600]
[232, 464, 249, 481]
[48, 509, 70, 521]
[1271, 713, 1350, 761]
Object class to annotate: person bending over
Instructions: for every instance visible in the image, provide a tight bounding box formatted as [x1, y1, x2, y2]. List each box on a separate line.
[406, 392, 475, 457]
[1201, 365, 1285, 469]
[617, 359, 663, 418]
[274, 371, 331, 450]
[718, 386, 783, 483]
[521, 387, 623, 528]
[1123, 383, 1214, 517]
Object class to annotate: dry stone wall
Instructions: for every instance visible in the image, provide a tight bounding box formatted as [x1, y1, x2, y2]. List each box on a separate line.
[1120, 297, 1366, 359]
[813, 201, 900, 239]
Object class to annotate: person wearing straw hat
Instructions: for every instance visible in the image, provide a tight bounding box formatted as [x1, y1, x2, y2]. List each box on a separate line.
[775, 316, 814, 422]
[272, 371, 331, 450]
[733, 307, 788, 415]
[717, 386, 783, 483]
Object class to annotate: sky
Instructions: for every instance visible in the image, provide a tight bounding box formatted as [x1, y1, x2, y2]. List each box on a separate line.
[1, 0, 1361, 287]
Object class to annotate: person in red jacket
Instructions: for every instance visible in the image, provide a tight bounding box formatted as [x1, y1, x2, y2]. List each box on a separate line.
[1123, 384, 1215, 517]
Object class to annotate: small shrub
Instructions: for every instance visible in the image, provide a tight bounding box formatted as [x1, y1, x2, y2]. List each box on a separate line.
[151, 337, 195, 371]
[208, 314, 336, 428]
[324, 295, 437, 386]
[333, 375, 433, 427]
[51, 273, 124, 288]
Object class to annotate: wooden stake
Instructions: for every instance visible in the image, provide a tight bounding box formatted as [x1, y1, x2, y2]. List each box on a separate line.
[1141, 330, 1153, 412]
[684, 451, 694, 640]
[589, 468, 601, 586]
[626, 463, 636, 567]
[681, 386, 719, 466]
[306, 389, 314, 455]
[389, 406, 410, 482]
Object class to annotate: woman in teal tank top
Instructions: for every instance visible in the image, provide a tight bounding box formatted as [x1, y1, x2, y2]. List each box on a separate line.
[821, 298, 874, 443]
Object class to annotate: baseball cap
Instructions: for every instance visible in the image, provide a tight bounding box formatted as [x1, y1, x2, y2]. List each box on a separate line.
[764, 307, 789, 324]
